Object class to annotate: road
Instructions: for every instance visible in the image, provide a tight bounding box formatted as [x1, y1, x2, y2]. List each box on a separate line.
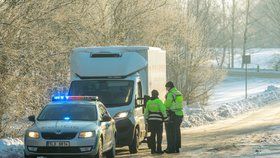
[116, 101, 280, 158]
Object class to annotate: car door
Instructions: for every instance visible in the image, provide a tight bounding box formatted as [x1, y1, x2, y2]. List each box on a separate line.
[103, 104, 115, 149]
[99, 103, 113, 151]
[135, 80, 146, 140]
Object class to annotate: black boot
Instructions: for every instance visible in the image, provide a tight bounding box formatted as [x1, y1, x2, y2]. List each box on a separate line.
[156, 146, 163, 154]
[151, 150, 156, 154]
[156, 150, 164, 154]
[164, 149, 176, 154]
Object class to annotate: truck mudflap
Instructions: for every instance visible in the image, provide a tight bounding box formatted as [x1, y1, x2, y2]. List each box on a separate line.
[115, 118, 135, 147]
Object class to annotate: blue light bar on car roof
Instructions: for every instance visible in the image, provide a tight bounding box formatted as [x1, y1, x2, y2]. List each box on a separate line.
[52, 96, 99, 102]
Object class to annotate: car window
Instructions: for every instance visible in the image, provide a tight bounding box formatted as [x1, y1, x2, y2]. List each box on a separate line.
[37, 104, 97, 121]
[98, 103, 109, 119]
[69, 80, 134, 107]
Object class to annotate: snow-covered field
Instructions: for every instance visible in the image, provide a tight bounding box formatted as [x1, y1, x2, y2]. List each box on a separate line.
[0, 138, 23, 158]
[222, 48, 280, 69]
[208, 76, 280, 107]
[233, 48, 280, 69]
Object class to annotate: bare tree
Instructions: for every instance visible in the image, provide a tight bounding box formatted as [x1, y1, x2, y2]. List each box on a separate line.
[241, 0, 250, 68]
[230, 0, 236, 68]
[220, 0, 227, 68]
[159, 0, 225, 104]
[0, 0, 170, 137]
[265, 0, 280, 43]
[0, 0, 227, 137]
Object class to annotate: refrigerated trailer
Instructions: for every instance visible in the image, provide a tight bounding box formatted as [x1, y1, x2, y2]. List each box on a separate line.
[68, 46, 166, 153]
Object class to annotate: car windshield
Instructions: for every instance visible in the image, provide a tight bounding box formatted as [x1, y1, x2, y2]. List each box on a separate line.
[37, 104, 97, 121]
[69, 80, 134, 107]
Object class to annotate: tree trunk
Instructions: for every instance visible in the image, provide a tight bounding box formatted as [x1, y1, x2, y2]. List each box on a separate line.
[230, 0, 236, 68]
[220, 0, 226, 68]
[242, 0, 250, 68]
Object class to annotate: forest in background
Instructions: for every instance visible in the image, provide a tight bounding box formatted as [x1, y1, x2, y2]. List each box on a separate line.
[0, 0, 279, 137]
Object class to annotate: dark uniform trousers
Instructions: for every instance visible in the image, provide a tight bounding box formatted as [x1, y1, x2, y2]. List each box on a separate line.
[148, 120, 163, 152]
[165, 113, 183, 152]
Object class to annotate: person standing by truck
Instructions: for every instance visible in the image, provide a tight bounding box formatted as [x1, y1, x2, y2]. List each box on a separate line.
[144, 90, 168, 154]
[164, 81, 184, 153]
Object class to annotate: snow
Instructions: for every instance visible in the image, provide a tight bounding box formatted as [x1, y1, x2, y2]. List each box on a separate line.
[208, 76, 280, 108]
[0, 138, 23, 158]
[1, 88, 280, 158]
[233, 48, 280, 69]
[219, 48, 280, 69]
[1, 112, 33, 138]
[183, 85, 280, 127]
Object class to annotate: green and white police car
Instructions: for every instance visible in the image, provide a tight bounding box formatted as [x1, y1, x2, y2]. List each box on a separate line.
[24, 96, 116, 158]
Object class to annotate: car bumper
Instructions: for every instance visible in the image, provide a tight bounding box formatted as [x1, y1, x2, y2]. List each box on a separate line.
[24, 137, 98, 156]
[115, 118, 135, 147]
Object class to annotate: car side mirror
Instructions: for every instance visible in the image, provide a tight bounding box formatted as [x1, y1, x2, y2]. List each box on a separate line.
[135, 97, 145, 108]
[143, 95, 150, 107]
[101, 115, 112, 122]
[28, 115, 36, 122]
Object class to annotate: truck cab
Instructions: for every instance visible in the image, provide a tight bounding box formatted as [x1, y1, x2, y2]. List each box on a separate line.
[68, 46, 166, 153]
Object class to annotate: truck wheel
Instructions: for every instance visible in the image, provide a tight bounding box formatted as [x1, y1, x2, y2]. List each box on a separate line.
[105, 136, 116, 158]
[95, 138, 103, 158]
[129, 128, 139, 154]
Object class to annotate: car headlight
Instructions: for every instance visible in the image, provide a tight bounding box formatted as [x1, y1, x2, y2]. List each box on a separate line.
[28, 131, 40, 139]
[114, 111, 130, 120]
[79, 131, 95, 138]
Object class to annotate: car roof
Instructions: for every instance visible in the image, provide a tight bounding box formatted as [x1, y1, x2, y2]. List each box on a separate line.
[47, 101, 100, 106]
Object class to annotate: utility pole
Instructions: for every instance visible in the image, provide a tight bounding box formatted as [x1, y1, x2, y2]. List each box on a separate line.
[245, 62, 248, 99]
[243, 55, 251, 99]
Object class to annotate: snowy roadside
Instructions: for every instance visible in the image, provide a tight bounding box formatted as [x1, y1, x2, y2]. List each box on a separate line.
[183, 85, 280, 127]
[0, 138, 23, 158]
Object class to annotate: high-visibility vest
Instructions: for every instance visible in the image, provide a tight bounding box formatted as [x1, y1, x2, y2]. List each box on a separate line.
[144, 98, 167, 121]
[164, 87, 184, 116]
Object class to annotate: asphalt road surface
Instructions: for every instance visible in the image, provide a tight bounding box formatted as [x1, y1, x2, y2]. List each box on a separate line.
[116, 101, 280, 158]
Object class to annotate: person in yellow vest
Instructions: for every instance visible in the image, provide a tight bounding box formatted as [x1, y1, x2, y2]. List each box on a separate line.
[164, 81, 184, 153]
[144, 90, 168, 154]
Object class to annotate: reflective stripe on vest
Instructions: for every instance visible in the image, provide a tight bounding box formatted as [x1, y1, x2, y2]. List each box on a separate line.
[170, 92, 182, 111]
[148, 111, 163, 121]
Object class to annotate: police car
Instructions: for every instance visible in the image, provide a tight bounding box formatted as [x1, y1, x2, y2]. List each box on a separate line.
[24, 96, 116, 158]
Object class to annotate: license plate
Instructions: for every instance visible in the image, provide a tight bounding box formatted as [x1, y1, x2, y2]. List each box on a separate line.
[46, 141, 70, 147]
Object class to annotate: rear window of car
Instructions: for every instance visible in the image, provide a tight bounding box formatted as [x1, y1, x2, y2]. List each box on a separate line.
[37, 104, 97, 121]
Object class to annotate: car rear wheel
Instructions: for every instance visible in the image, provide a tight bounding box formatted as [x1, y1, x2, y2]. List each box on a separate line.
[129, 128, 139, 154]
[105, 136, 116, 158]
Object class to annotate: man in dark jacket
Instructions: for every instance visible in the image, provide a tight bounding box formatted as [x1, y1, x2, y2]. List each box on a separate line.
[144, 90, 168, 154]
[164, 81, 184, 153]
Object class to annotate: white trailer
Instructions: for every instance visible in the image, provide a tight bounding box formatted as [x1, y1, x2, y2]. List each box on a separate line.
[69, 46, 166, 153]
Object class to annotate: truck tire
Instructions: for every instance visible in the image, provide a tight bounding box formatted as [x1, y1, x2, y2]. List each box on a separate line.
[129, 128, 139, 154]
[105, 136, 116, 158]
[24, 152, 37, 158]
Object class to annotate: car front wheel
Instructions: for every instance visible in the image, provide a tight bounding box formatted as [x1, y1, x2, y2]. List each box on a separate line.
[105, 136, 116, 158]
[95, 138, 103, 158]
